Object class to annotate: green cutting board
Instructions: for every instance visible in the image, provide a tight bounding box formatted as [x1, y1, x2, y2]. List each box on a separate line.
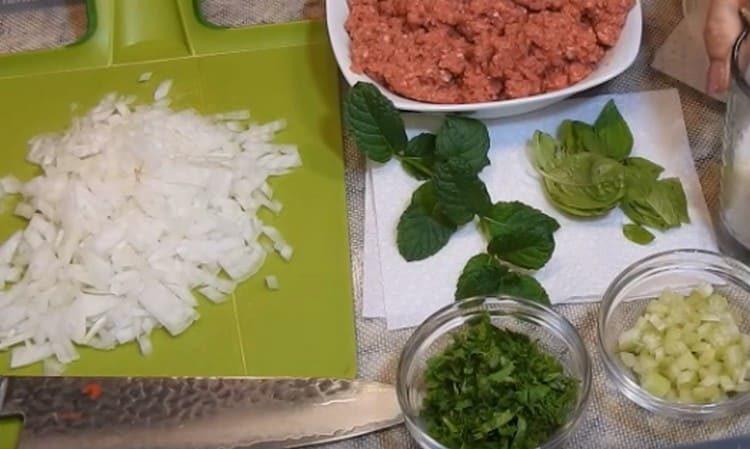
[0, 1, 356, 447]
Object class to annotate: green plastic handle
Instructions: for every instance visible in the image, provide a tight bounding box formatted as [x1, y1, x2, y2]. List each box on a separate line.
[0, 0, 328, 79]
[113, 0, 193, 63]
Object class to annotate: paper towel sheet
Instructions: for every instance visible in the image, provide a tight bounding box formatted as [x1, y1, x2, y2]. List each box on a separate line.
[363, 169, 386, 318]
[364, 89, 717, 329]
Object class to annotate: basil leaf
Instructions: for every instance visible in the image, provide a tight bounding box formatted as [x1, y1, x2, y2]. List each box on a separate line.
[623, 170, 655, 201]
[496, 271, 550, 305]
[622, 223, 655, 245]
[540, 153, 625, 217]
[624, 157, 664, 178]
[623, 181, 689, 230]
[401, 133, 437, 180]
[621, 178, 689, 230]
[622, 157, 664, 201]
[434, 158, 492, 225]
[435, 116, 490, 174]
[455, 253, 508, 300]
[621, 199, 667, 229]
[576, 121, 606, 154]
[530, 131, 563, 172]
[558, 120, 577, 153]
[559, 120, 604, 155]
[594, 100, 633, 161]
[397, 181, 458, 261]
[480, 201, 559, 241]
[487, 226, 555, 270]
[343, 82, 407, 163]
[543, 181, 619, 216]
[455, 254, 550, 304]
[667, 178, 690, 224]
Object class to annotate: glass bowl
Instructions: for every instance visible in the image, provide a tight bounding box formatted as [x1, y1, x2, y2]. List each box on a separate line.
[396, 297, 591, 449]
[598, 249, 750, 419]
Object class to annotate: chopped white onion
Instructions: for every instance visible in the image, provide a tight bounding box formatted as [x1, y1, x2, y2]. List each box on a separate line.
[43, 357, 66, 376]
[0, 176, 21, 194]
[0, 80, 300, 368]
[153, 79, 172, 101]
[138, 72, 153, 83]
[11, 343, 54, 368]
[265, 275, 279, 291]
[215, 110, 251, 121]
[137, 334, 153, 356]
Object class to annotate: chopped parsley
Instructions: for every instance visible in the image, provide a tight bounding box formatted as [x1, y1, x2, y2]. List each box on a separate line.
[421, 314, 578, 449]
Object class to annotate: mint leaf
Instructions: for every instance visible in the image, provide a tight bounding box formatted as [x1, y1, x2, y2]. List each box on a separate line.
[397, 182, 457, 261]
[622, 223, 655, 245]
[594, 100, 633, 161]
[435, 116, 490, 173]
[455, 254, 550, 304]
[480, 201, 559, 241]
[496, 271, 550, 305]
[343, 82, 407, 163]
[481, 202, 558, 270]
[434, 158, 492, 225]
[401, 133, 436, 180]
[487, 226, 555, 270]
[455, 254, 508, 300]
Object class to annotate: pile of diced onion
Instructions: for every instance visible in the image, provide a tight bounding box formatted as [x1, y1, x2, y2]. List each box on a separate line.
[0, 80, 300, 370]
[618, 285, 750, 403]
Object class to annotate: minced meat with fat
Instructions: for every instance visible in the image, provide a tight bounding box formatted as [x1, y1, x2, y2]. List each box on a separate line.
[345, 0, 634, 104]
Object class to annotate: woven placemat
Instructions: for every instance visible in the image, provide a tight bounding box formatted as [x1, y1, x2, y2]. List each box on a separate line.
[0, 2, 742, 449]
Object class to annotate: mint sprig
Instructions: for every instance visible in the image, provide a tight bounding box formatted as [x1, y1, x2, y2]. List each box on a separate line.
[435, 116, 491, 173]
[397, 182, 457, 261]
[433, 158, 492, 226]
[455, 253, 550, 304]
[344, 82, 559, 305]
[401, 133, 437, 180]
[342, 82, 407, 162]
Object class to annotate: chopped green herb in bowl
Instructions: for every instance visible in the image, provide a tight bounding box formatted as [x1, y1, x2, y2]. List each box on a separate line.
[397, 297, 591, 449]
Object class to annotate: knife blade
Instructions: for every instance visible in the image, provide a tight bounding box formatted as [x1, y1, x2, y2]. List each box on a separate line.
[0, 376, 402, 449]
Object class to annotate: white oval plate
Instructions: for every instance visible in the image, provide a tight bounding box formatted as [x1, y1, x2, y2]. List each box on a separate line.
[326, 0, 642, 119]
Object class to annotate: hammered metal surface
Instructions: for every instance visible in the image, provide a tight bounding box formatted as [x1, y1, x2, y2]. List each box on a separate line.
[2, 377, 353, 435]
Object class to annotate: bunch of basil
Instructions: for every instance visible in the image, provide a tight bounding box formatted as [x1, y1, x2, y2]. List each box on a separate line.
[530, 100, 689, 244]
[344, 82, 558, 304]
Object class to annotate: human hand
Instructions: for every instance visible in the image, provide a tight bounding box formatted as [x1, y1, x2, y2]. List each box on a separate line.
[705, 0, 746, 93]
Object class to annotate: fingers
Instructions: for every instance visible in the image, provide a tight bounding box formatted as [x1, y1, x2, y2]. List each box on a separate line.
[705, 0, 746, 93]
[708, 59, 731, 93]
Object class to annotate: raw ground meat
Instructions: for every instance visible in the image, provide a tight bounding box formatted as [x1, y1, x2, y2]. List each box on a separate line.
[345, 0, 635, 104]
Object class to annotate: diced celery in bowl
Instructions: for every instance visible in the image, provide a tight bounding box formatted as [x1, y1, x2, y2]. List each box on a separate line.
[617, 285, 750, 404]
